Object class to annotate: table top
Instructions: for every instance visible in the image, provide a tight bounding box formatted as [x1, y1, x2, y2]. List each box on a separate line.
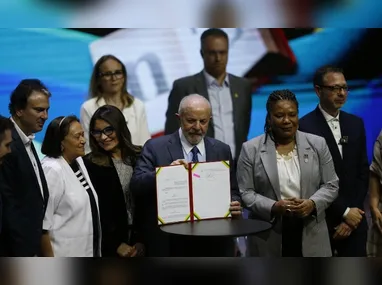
[160, 218, 272, 237]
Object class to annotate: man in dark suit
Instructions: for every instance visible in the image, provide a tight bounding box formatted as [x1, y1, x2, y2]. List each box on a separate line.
[0, 79, 50, 256]
[0, 117, 13, 166]
[299, 65, 369, 256]
[0, 116, 14, 234]
[164, 28, 253, 161]
[131, 94, 242, 257]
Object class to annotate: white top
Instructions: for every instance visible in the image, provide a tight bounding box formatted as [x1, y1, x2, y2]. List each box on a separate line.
[276, 147, 301, 200]
[80, 96, 151, 153]
[319, 105, 349, 218]
[10, 117, 44, 198]
[42, 156, 101, 257]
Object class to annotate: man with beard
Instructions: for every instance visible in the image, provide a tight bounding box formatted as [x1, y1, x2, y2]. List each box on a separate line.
[0, 79, 51, 256]
[131, 94, 242, 257]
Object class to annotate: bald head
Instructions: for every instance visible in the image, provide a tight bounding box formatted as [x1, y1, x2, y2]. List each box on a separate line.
[176, 94, 211, 145]
[178, 94, 211, 116]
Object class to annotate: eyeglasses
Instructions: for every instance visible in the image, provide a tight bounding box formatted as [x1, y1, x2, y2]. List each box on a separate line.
[319, 85, 349, 93]
[99, 70, 124, 80]
[90, 126, 115, 138]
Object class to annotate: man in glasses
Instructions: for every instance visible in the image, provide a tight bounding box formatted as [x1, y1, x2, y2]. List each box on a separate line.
[299, 65, 369, 257]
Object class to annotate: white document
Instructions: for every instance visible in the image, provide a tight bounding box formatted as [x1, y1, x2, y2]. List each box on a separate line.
[191, 161, 231, 220]
[156, 161, 232, 225]
[156, 165, 191, 225]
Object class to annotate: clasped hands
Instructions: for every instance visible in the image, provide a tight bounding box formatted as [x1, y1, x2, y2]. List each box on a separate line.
[272, 197, 315, 218]
[333, 207, 364, 240]
[117, 242, 145, 257]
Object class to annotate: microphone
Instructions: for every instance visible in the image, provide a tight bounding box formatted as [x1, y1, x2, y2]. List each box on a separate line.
[339, 136, 348, 145]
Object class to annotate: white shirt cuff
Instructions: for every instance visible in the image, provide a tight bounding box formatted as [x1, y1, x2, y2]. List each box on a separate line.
[343, 207, 350, 218]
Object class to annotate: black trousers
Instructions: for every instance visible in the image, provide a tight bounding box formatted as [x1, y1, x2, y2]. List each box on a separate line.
[169, 235, 235, 257]
[282, 216, 303, 257]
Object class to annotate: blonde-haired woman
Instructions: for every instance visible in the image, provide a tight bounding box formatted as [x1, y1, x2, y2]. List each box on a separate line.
[80, 54, 151, 153]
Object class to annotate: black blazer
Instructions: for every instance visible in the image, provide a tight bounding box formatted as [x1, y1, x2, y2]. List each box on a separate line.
[0, 128, 49, 256]
[299, 106, 369, 231]
[131, 131, 240, 257]
[83, 154, 141, 257]
[164, 71, 253, 159]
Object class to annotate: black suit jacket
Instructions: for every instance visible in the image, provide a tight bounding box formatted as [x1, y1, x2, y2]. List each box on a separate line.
[164, 71, 253, 159]
[83, 154, 141, 257]
[0, 128, 49, 256]
[299, 106, 369, 232]
[130, 131, 240, 257]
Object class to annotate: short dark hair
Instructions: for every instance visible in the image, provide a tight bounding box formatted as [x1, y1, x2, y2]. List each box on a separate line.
[88, 105, 142, 167]
[264, 89, 299, 142]
[41, 115, 79, 158]
[313, 65, 344, 86]
[200, 28, 229, 50]
[0, 115, 14, 142]
[9, 79, 51, 116]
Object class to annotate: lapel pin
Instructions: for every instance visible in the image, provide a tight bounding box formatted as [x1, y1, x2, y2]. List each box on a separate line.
[234, 93, 239, 98]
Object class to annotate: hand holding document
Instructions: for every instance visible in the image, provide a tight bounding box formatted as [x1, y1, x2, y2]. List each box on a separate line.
[156, 161, 231, 225]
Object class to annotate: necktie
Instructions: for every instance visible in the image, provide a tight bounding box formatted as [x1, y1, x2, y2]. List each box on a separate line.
[191, 146, 199, 163]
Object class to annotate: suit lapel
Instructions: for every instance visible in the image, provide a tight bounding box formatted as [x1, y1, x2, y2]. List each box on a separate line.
[11, 129, 45, 202]
[338, 112, 351, 161]
[295, 131, 312, 199]
[195, 71, 214, 138]
[313, 107, 343, 164]
[204, 137, 217, 161]
[228, 74, 240, 142]
[259, 137, 281, 200]
[30, 142, 49, 204]
[194, 71, 209, 99]
[167, 132, 185, 161]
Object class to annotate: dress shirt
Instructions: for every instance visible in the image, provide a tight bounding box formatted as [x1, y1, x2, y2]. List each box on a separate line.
[318, 105, 349, 218]
[10, 117, 44, 198]
[203, 70, 236, 158]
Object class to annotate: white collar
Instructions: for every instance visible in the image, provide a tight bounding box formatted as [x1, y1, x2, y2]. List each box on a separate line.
[178, 128, 205, 156]
[10, 117, 35, 146]
[203, 69, 229, 87]
[319, 104, 340, 122]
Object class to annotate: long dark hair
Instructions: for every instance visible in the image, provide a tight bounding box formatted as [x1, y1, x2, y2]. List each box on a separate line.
[264, 89, 299, 143]
[89, 54, 134, 108]
[88, 105, 142, 167]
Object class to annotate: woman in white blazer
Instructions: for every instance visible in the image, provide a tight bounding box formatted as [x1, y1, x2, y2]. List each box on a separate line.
[40, 115, 101, 257]
[80, 54, 151, 153]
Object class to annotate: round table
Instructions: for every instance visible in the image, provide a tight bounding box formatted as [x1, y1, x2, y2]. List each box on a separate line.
[160, 218, 272, 237]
